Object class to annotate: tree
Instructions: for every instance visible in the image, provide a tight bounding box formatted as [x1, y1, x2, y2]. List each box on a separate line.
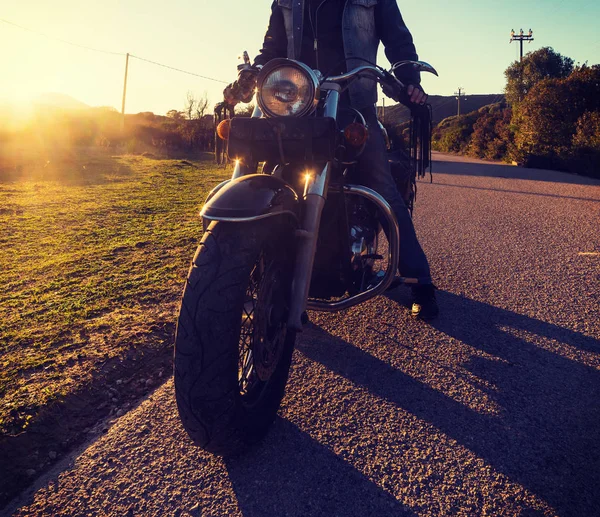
[183, 91, 209, 120]
[166, 109, 184, 121]
[504, 47, 574, 106]
[195, 92, 209, 120]
[511, 65, 600, 168]
[184, 91, 196, 121]
[235, 103, 255, 117]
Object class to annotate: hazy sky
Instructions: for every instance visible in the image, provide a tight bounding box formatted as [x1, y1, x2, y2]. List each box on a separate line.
[1, 0, 599, 115]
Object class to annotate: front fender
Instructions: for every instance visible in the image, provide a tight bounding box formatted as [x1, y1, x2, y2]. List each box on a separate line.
[201, 174, 300, 222]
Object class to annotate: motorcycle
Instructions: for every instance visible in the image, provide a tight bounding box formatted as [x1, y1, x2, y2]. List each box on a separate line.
[174, 56, 438, 455]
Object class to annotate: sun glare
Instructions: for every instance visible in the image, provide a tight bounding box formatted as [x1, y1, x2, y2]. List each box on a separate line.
[0, 97, 35, 129]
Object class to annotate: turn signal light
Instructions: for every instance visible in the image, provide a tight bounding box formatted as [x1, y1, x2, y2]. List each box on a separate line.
[217, 119, 231, 140]
[344, 123, 368, 147]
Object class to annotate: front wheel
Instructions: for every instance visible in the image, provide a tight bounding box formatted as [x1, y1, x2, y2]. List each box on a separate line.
[174, 220, 296, 456]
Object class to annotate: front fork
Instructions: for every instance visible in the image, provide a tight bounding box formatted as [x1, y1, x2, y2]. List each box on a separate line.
[286, 88, 340, 331]
[287, 162, 331, 330]
[229, 93, 339, 331]
[228, 157, 330, 331]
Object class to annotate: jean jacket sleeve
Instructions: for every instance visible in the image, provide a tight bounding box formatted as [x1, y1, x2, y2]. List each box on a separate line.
[253, 2, 288, 67]
[376, 0, 421, 85]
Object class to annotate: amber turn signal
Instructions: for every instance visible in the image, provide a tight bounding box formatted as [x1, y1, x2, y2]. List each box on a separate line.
[217, 119, 231, 140]
[344, 123, 368, 147]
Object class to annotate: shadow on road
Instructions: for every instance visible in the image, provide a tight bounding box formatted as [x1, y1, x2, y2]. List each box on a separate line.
[430, 181, 600, 203]
[432, 155, 600, 186]
[226, 417, 415, 517]
[290, 291, 600, 517]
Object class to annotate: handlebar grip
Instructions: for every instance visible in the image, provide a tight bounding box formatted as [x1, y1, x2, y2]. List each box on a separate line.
[380, 70, 405, 103]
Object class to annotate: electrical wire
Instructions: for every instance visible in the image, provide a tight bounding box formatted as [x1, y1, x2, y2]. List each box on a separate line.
[0, 17, 125, 56]
[0, 17, 228, 84]
[129, 54, 228, 84]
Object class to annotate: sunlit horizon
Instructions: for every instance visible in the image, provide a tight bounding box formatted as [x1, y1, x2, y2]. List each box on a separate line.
[1, 0, 599, 117]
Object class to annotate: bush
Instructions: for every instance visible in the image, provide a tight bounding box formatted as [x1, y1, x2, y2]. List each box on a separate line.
[512, 65, 600, 171]
[573, 111, 600, 150]
[429, 54, 599, 176]
[569, 111, 600, 177]
[432, 112, 479, 154]
[467, 104, 513, 161]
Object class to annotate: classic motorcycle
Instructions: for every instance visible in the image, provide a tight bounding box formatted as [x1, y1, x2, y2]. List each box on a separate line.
[174, 57, 437, 455]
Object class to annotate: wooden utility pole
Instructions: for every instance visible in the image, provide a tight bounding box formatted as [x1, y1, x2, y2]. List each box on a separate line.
[510, 29, 534, 62]
[121, 52, 130, 132]
[454, 87, 467, 116]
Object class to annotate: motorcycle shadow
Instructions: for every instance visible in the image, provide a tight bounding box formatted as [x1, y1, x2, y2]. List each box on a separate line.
[225, 416, 415, 517]
[297, 290, 600, 516]
[225, 289, 599, 516]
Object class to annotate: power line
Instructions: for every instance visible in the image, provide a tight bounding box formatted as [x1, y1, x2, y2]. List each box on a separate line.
[454, 87, 467, 116]
[0, 17, 124, 56]
[0, 17, 228, 84]
[510, 28, 534, 62]
[129, 54, 228, 84]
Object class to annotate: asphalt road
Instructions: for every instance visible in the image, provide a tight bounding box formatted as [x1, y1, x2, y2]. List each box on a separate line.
[6, 153, 600, 517]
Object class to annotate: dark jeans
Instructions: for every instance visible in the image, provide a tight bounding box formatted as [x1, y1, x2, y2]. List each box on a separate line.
[354, 106, 432, 283]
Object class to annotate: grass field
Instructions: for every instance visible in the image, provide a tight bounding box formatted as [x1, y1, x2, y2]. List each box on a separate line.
[0, 150, 228, 440]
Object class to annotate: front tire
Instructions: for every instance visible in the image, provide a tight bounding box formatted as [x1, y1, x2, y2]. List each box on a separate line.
[174, 220, 296, 456]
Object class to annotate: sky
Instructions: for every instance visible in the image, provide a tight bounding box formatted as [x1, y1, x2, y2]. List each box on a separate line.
[1, 0, 599, 116]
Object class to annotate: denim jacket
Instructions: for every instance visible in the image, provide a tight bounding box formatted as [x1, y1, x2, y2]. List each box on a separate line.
[254, 0, 420, 109]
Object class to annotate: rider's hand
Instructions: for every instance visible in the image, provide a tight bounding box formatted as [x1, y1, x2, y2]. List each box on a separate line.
[406, 84, 428, 105]
[223, 68, 259, 106]
[381, 73, 428, 108]
[223, 83, 240, 106]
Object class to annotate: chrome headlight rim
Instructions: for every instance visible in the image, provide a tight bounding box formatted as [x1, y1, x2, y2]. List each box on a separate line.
[256, 58, 320, 118]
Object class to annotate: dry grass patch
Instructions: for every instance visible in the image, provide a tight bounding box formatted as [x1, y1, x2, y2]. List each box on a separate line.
[0, 149, 228, 504]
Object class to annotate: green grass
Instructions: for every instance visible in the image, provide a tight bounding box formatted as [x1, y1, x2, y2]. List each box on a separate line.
[0, 150, 229, 434]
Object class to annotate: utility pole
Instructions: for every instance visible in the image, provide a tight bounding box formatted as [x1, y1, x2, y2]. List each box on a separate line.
[121, 52, 130, 132]
[510, 28, 534, 62]
[454, 87, 467, 116]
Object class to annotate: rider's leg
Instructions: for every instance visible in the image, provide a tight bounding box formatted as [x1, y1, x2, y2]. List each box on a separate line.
[355, 106, 432, 284]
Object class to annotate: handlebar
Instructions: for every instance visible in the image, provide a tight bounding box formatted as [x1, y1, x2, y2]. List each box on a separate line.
[324, 60, 437, 103]
[326, 65, 403, 90]
[327, 65, 395, 85]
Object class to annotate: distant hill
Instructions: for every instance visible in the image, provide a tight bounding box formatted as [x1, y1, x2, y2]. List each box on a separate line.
[379, 94, 505, 126]
[33, 93, 89, 111]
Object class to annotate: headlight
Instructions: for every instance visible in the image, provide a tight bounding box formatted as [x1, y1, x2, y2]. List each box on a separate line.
[256, 59, 319, 118]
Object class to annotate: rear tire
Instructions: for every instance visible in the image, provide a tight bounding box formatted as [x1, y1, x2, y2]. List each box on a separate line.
[174, 219, 296, 456]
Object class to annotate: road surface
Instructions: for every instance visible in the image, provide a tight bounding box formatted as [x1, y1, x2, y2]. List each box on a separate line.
[6, 153, 600, 517]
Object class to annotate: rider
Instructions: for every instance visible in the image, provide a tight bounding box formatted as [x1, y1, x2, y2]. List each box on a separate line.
[224, 0, 439, 320]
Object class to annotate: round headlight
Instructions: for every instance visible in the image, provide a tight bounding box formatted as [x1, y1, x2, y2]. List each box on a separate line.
[257, 59, 319, 118]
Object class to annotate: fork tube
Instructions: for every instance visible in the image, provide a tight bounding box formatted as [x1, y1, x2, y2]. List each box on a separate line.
[287, 162, 331, 330]
[323, 88, 340, 118]
[251, 105, 263, 118]
[231, 160, 254, 180]
[231, 105, 263, 180]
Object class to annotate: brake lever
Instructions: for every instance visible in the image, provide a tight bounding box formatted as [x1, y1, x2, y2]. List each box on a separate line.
[390, 60, 439, 77]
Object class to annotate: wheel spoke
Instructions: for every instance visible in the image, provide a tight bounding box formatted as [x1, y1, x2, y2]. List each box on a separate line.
[237, 254, 263, 393]
[237, 251, 288, 398]
[239, 349, 254, 394]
